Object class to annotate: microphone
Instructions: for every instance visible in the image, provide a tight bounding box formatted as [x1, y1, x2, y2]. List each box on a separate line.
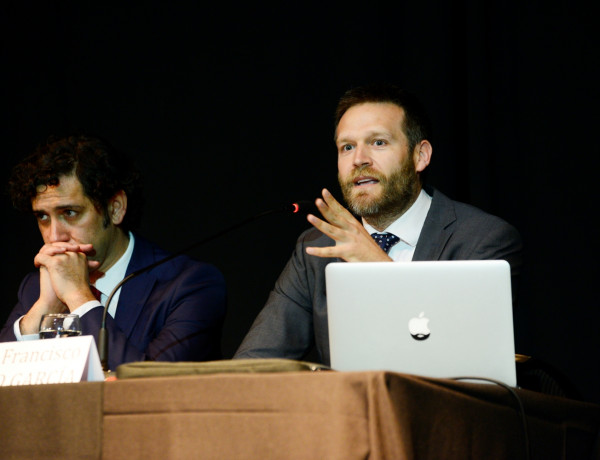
[98, 200, 313, 371]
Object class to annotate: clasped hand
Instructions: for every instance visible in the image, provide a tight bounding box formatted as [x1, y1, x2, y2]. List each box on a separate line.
[305, 189, 392, 262]
[34, 242, 100, 311]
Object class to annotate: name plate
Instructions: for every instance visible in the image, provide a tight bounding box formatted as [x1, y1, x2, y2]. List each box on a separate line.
[0, 335, 104, 386]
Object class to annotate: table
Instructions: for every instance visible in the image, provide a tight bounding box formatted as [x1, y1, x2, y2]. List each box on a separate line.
[1, 370, 599, 459]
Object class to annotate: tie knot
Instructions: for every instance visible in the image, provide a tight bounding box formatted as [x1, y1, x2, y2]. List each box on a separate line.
[371, 232, 400, 253]
[90, 285, 102, 302]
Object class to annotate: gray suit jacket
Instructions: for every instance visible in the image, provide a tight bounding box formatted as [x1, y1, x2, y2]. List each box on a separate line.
[234, 187, 523, 366]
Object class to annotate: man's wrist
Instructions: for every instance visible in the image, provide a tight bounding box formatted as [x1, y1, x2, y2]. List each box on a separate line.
[15, 317, 39, 341]
[63, 290, 97, 312]
[19, 312, 42, 336]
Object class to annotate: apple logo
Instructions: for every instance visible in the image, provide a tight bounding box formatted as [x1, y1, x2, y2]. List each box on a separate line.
[408, 312, 430, 340]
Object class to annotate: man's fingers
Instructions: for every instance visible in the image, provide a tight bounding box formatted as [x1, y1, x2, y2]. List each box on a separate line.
[88, 260, 101, 270]
[34, 252, 53, 268]
[321, 188, 344, 211]
[36, 243, 96, 267]
[306, 214, 341, 240]
[306, 188, 393, 262]
[40, 242, 95, 254]
[314, 198, 339, 225]
[318, 189, 358, 226]
[77, 243, 96, 256]
[315, 197, 345, 228]
[305, 245, 338, 258]
[38, 246, 68, 257]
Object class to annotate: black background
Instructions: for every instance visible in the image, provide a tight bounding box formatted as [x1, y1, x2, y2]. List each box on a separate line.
[1, 2, 598, 404]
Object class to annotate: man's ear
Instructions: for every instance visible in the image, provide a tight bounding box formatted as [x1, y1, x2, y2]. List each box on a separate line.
[108, 190, 127, 225]
[414, 140, 433, 173]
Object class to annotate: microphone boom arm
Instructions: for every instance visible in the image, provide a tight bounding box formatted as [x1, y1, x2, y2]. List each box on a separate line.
[98, 201, 309, 372]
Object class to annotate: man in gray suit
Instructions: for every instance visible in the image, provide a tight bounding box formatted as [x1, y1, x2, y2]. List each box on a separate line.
[234, 84, 522, 365]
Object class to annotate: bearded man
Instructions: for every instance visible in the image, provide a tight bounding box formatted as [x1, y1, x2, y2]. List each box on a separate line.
[234, 84, 522, 365]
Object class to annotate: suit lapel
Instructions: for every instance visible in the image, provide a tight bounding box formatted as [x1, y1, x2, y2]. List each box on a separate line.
[114, 235, 157, 337]
[412, 187, 457, 261]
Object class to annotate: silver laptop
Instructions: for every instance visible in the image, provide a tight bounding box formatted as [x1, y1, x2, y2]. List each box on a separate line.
[325, 260, 516, 386]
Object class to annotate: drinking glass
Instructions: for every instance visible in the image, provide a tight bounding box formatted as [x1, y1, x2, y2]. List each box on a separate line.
[39, 313, 82, 339]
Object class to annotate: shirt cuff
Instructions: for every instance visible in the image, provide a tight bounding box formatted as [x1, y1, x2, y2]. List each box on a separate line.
[13, 317, 39, 341]
[13, 301, 103, 341]
[71, 300, 103, 317]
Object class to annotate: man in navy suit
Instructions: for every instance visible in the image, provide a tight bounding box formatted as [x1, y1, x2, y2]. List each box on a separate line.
[235, 84, 523, 365]
[0, 134, 226, 371]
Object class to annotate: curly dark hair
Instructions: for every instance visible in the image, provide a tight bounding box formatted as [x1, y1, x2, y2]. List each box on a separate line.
[8, 134, 144, 231]
[334, 83, 433, 154]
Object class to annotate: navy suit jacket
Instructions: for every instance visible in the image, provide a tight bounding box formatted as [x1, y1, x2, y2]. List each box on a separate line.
[234, 187, 523, 366]
[0, 234, 227, 371]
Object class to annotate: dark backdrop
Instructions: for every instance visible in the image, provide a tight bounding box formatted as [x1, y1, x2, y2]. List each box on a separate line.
[2, 2, 598, 404]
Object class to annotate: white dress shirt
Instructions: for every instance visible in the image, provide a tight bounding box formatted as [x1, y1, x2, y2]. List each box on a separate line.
[363, 189, 432, 261]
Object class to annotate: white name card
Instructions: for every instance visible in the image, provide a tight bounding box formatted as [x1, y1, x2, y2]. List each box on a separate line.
[0, 335, 104, 386]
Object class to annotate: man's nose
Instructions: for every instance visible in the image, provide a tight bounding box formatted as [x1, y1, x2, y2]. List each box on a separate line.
[353, 144, 372, 167]
[47, 220, 70, 243]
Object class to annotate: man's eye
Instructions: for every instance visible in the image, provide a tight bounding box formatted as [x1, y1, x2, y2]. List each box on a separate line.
[36, 214, 48, 222]
[374, 139, 386, 146]
[342, 144, 354, 151]
[64, 210, 77, 218]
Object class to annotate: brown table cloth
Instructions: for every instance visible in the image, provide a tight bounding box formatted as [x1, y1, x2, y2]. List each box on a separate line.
[1, 371, 599, 459]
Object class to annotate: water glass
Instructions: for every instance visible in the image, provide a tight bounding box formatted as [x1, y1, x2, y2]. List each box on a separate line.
[39, 313, 82, 339]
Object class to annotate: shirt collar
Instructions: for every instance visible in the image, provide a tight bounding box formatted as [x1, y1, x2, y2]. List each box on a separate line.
[363, 188, 432, 248]
[95, 231, 135, 297]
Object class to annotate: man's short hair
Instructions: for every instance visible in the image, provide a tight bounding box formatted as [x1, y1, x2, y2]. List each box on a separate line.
[8, 134, 144, 231]
[334, 83, 433, 153]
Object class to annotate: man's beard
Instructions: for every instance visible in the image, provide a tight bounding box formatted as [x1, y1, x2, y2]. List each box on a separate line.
[338, 159, 419, 221]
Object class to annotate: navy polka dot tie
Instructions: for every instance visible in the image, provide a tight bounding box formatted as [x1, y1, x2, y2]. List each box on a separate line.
[371, 232, 400, 253]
